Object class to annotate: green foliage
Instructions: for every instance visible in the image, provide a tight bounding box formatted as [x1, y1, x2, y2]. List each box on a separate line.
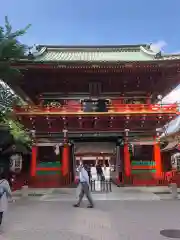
[0, 81, 22, 113]
[0, 83, 31, 145]
[4, 118, 31, 144]
[0, 16, 31, 145]
[0, 16, 31, 84]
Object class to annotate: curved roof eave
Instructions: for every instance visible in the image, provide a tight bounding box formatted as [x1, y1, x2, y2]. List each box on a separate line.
[17, 59, 180, 64]
[16, 44, 180, 63]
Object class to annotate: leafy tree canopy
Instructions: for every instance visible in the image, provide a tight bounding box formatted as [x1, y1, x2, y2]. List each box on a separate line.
[0, 81, 31, 145]
[0, 83, 31, 145]
[0, 16, 31, 146]
[0, 16, 31, 84]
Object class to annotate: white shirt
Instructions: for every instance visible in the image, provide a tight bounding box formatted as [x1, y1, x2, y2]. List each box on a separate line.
[0, 179, 12, 212]
[79, 167, 89, 185]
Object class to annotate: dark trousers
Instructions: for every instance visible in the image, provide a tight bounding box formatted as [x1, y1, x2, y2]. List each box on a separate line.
[77, 182, 94, 206]
[0, 212, 3, 225]
[97, 173, 102, 180]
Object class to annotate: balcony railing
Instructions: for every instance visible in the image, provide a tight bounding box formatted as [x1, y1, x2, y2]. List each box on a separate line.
[14, 103, 179, 115]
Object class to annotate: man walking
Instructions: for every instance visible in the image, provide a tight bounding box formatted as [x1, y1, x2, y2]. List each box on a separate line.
[74, 164, 94, 208]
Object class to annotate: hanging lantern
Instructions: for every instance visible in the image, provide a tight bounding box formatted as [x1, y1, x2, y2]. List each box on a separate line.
[9, 154, 22, 173]
[171, 153, 180, 171]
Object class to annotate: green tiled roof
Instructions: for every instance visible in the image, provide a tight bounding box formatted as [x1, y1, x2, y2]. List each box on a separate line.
[31, 44, 180, 62]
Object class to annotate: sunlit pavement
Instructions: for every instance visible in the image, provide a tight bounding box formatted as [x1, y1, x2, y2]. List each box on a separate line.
[13, 185, 165, 201]
[1, 200, 180, 239]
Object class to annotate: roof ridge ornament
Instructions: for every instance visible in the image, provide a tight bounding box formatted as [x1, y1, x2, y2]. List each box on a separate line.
[31, 45, 47, 57]
[140, 43, 161, 56]
[27, 47, 34, 60]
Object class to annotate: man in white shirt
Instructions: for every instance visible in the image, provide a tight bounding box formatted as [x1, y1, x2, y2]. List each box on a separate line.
[74, 164, 94, 208]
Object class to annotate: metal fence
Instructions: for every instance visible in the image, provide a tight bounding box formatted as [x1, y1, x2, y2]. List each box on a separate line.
[90, 180, 112, 192]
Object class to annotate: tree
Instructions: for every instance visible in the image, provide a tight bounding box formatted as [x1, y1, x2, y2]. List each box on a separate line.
[0, 16, 31, 145]
[0, 16, 31, 85]
[0, 80, 22, 113]
[0, 81, 31, 145]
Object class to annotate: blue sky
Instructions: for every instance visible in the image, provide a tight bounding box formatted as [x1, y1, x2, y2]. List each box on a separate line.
[0, 0, 180, 53]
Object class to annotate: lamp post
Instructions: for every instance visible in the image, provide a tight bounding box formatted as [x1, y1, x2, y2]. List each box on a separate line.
[63, 129, 68, 144]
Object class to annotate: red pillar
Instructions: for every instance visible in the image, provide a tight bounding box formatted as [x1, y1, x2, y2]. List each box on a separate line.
[154, 141, 162, 178]
[124, 143, 131, 177]
[31, 145, 37, 177]
[62, 144, 69, 176]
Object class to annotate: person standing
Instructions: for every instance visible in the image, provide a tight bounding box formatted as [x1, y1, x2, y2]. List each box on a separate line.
[86, 164, 92, 183]
[0, 173, 12, 226]
[73, 164, 94, 208]
[96, 162, 103, 180]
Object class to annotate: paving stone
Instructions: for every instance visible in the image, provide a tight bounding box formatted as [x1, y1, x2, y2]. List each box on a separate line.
[1, 200, 180, 239]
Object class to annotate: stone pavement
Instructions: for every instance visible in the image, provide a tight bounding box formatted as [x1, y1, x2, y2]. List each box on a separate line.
[12, 185, 180, 202]
[1, 199, 180, 239]
[46, 186, 160, 201]
[13, 185, 164, 201]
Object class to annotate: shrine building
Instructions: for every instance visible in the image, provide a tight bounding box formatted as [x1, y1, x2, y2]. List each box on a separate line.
[12, 44, 180, 187]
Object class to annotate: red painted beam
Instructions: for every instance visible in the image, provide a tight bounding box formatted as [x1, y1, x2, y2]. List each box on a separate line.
[14, 103, 178, 114]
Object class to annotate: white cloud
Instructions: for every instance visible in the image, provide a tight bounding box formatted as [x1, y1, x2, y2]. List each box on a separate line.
[162, 86, 180, 104]
[151, 40, 167, 53]
[172, 51, 180, 55]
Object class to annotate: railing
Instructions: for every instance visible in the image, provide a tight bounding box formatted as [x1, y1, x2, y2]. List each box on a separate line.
[14, 103, 178, 115]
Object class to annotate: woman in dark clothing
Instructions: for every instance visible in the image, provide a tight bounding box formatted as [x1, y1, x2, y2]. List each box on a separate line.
[96, 163, 103, 180]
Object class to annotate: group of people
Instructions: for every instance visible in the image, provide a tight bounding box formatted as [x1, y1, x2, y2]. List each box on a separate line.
[74, 162, 107, 208]
[78, 163, 107, 182]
